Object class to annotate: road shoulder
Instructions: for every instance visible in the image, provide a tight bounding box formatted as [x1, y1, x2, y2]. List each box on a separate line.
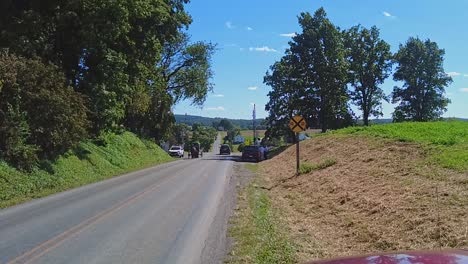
[225, 162, 297, 264]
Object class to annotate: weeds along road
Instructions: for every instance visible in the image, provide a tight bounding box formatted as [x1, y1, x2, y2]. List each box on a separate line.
[0, 137, 237, 264]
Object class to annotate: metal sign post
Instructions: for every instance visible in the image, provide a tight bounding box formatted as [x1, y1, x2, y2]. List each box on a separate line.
[253, 104, 256, 145]
[296, 133, 300, 174]
[289, 115, 307, 175]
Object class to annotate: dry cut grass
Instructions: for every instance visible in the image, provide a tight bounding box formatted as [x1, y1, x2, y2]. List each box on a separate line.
[259, 135, 468, 263]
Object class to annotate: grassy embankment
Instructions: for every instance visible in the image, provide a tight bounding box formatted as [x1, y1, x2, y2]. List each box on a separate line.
[229, 121, 468, 263]
[0, 131, 173, 208]
[228, 163, 297, 264]
[333, 121, 468, 171]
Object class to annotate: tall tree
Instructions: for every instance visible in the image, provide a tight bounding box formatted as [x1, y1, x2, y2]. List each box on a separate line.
[264, 55, 304, 140]
[0, 0, 194, 134]
[344, 25, 392, 126]
[217, 119, 234, 131]
[392, 38, 452, 122]
[264, 8, 353, 135]
[125, 32, 215, 139]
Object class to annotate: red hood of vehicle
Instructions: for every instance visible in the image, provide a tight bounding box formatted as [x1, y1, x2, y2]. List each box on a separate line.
[306, 250, 468, 264]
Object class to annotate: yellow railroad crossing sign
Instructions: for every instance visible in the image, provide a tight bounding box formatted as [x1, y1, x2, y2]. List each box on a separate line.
[289, 115, 307, 133]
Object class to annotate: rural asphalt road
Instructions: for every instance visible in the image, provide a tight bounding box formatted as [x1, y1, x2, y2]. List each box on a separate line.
[0, 137, 239, 264]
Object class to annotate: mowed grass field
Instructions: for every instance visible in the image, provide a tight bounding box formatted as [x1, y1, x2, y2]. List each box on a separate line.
[230, 120, 468, 263]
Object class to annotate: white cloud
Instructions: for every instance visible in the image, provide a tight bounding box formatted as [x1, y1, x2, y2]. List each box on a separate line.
[383, 11, 396, 18]
[205, 106, 225, 111]
[247, 86, 258, 91]
[249, 46, 278, 53]
[464, 74, 468, 77]
[212, 94, 224, 98]
[225, 21, 235, 29]
[460, 88, 468, 93]
[246, 26, 253, 31]
[280, 33, 296, 37]
[224, 43, 238, 47]
[447, 72, 461, 77]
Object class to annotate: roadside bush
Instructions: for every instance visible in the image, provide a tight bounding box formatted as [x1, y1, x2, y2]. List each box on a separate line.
[0, 53, 89, 167]
[238, 143, 245, 152]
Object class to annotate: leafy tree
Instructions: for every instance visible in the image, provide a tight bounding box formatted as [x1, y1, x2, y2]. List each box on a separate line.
[168, 123, 190, 146]
[160, 32, 215, 106]
[218, 119, 234, 131]
[264, 8, 353, 135]
[0, 0, 195, 134]
[125, 32, 215, 139]
[0, 53, 89, 167]
[191, 125, 217, 151]
[225, 127, 241, 143]
[392, 38, 452, 122]
[344, 25, 392, 126]
[264, 55, 303, 140]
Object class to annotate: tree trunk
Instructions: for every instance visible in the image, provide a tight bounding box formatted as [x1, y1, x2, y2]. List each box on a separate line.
[363, 111, 369, 126]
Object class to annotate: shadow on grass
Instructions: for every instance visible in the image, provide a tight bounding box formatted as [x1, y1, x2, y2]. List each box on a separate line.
[268, 145, 290, 159]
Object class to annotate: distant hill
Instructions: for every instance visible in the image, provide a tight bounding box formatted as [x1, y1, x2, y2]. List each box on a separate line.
[175, 115, 466, 130]
[174, 114, 266, 130]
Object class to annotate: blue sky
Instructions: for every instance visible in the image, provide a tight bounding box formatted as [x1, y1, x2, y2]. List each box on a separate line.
[174, 0, 468, 119]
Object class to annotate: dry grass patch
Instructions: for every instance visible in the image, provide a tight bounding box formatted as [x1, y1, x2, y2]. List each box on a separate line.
[259, 135, 468, 263]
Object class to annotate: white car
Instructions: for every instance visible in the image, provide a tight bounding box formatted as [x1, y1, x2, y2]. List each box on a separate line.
[168, 146, 184, 158]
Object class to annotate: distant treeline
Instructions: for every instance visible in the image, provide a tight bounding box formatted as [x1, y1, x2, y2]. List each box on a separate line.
[175, 114, 267, 130]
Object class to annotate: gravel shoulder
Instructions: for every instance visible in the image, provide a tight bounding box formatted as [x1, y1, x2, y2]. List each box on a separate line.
[202, 161, 256, 264]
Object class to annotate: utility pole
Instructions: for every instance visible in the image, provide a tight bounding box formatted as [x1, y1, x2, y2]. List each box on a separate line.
[253, 104, 256, 145]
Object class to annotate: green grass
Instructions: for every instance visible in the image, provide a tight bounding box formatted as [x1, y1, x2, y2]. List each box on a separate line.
[299, 158, 337, 175]
[228, 179, 296, 264]
[0, 131, 173, 208]
[332, 121, 468, 171]
[245, 163, 259, 173]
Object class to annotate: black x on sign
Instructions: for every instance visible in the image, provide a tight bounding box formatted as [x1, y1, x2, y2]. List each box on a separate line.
[289, 115, 307, 133]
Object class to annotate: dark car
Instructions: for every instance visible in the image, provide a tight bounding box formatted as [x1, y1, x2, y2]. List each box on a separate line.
[220, 144, 231, 155]
[190, 142, 201, 158]
[306, 250, 468, 264]
[241, 145, 264, 162]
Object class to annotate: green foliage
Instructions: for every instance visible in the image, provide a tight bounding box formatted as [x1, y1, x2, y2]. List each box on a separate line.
[161, 32, 216, 106]
[225, 127, 241, 143]
[228, 180, 297, 264]
[191, 125, 217, 151]
[344, 25, 392, 126]
[392, 37, 452, 122]
[0, 1, 215, 170]
[334, 121, 468, 171]
[264, 56, 302, 140]
[175, 114, 266, 130]
[0, 131, 172, 208]
[0, 53, 88, 168]
[218, 119, 235, 131]
[168, 123, 190, 146]
[299, 158, 337, 175]
[0, 0, 213, 140]
[238, 143, 245, 152]
[264, 7, 354, 137]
